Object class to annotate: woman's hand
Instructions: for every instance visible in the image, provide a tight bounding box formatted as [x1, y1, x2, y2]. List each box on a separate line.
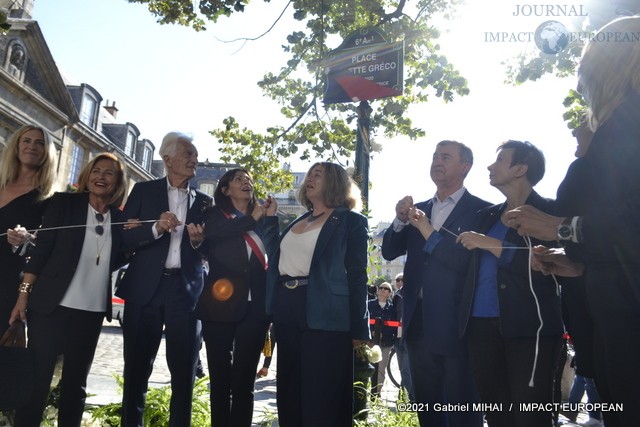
[186, 223, 205, 247]
[123, 218, 143, 230]
[251, 203, 266, 222]
[264, 196, 278, 216]
[9, 293, 29, 324]
[7, 226, 31, 247]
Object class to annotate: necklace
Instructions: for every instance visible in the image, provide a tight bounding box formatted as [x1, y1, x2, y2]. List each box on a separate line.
[307, 211, 326, 223]
[92, 208, 110, 265]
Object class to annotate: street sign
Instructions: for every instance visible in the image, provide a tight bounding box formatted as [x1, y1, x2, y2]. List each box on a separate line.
[323, 27, 404, 104]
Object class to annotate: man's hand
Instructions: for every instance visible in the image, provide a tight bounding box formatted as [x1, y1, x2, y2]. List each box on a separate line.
[155, 211, 181, 234]
[408, 207, 434, 240]
[395, 196, 414, 223]
[533, 246, 585, 277]
[504, 205, 563, 241]
[123, 218, 143, 230]
[186, 223, 205, 246]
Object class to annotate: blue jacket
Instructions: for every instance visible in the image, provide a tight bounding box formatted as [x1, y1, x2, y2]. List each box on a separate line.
[458, 191, 564, 339]
[266, 207, 370, 341]
[382, 190, 490, 356]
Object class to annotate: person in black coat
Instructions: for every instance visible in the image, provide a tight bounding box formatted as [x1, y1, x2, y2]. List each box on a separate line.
[117, 132, 211, 427]
[505, 17, 640, 427]
[457, 140, 563, 427]
[194, 168, 279, 427]
[9, 153, 128, 427]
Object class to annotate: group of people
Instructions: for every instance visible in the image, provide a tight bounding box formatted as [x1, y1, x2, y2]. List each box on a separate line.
[381, 16, 640, 427]
[1, 123, 368, 427]
[1, 14, 639, 427]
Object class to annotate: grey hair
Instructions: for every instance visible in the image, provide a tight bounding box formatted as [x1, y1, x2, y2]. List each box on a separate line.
[159, 131, 193, 159]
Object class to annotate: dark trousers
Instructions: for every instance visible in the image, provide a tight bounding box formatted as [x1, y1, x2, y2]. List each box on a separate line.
[406, 303, 483, 427]
[201, 301, 270, 427]
[121, 275, 201, 427]
[466, 317, 562, 427]
[586, 266, 640, 427]
[15, 306, 104, 427]
[273, 285, 353, 427]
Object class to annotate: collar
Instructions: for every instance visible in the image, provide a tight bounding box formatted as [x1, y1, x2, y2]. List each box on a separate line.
[432, 186, 466, 204]
[165, 176, 189, 194]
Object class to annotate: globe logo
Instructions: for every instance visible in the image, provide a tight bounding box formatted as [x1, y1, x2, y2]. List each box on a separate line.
[534, 20, 570, 54]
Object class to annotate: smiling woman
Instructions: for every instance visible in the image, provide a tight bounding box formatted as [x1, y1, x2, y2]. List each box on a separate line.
[8, 152, 129, 426]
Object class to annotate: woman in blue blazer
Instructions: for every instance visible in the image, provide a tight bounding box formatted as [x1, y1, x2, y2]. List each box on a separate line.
[266, 162, 370, 427]
[194, 168, 279, 427]
[9, 153, 128, 427]
[454, 141, 563, 427]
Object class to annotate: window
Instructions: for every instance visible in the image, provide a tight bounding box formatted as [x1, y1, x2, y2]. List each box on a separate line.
[68, 144, 85, 185]
[142, 145, 152, 170]
[80, 94, 97, 127]
[199, 183, 215, 196]
[125, 131, 136, 157]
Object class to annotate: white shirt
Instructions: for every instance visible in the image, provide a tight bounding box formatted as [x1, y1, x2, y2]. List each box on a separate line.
[152, 177, 190, 268]
[60, 206, 111, 312]
[430, 186, 466, 232]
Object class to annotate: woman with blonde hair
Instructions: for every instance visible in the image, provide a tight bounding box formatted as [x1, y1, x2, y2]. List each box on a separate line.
[505, 16, 640, 427]
[1, 124, 55, 335]
[9, 152, 128, 427]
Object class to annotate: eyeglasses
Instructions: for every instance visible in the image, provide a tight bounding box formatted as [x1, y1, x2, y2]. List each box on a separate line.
[95, 213, 104, 236]
[395, 278, 403, 282]
[379, 287, 391, 292]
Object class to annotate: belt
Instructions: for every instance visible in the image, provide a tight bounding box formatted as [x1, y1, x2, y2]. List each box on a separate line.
[281, 277, 309, 289]
[162, 268, 182, 276]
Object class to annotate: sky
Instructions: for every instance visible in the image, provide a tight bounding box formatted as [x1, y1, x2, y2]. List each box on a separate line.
[32, 0, 586, 226]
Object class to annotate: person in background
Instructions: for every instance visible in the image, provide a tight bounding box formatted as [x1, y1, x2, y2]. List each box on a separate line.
[382, 140, 488, 427]
[456, 140, 563, 427]
[2, 124, 55, 336]
[194, 168, 279, 427]
[266, 162, 369, 427]
[504, 16, 640, 427]
[368, 282, 396, 397]
[392, 272, 414, 400]
[117, 132, 211, 427]
[9, 153, 128, 427]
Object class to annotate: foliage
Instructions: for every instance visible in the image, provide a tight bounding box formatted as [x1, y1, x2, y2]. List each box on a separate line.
[355, 389, 420, 426]
[88, 375, 211, 426]
[127, 0, 470, 195]
[0, 10, 10, 34]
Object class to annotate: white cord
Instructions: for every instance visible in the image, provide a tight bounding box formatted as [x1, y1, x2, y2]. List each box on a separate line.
[524, 235, 544, 388]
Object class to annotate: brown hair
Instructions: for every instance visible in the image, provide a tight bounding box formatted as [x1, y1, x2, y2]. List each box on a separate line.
[297, 162, 362, 210]
[76, 152, 128, 207]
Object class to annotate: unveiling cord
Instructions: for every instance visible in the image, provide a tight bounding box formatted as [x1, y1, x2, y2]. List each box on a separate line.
[0, 219, 159, 238]
[524, 234, 544, 388]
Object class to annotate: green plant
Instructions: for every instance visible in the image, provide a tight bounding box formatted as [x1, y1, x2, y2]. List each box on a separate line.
[355, 389, 420, 427]
[88, 375, 211, 426]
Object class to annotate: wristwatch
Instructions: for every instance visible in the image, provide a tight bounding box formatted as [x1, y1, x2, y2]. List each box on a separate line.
[557, 217, 573, 241]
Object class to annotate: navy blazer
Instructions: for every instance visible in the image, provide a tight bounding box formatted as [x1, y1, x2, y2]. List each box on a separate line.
[382, 190, 490, 356]
[116, 178, 211, 309]
[266, 207, 370, 341]
[194, 206, 279, 322]
[458, 191, 564, 339]
[24, 192, 124, 321]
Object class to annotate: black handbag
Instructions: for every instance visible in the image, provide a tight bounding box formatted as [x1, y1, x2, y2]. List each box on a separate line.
[0, 321, 34, 411]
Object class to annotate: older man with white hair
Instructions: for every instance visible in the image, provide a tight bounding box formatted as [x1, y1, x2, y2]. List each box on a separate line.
[117, 131, 211, 427]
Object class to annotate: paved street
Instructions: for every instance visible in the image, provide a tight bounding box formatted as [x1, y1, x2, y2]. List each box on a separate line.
[87, 321, 403, 426]
[87, 322, 591, 426]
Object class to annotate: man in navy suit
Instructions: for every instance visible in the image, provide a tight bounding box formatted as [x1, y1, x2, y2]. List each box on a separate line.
[382, 140, 489, 427]
[117, 131, 211, 427]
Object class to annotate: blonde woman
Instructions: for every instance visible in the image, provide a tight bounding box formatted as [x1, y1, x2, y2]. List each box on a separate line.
[505, 16, 640, 427]
[1, 124, 55, 336]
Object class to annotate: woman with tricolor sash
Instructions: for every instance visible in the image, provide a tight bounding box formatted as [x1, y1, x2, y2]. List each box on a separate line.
[194, 168, 279, 427]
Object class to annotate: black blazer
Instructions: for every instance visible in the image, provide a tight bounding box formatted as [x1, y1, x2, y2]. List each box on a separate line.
[458, 191, 564, 339]
[194, 206, 279, 322]
[24, 192, 124, 320]
[116, 178, 211, 309]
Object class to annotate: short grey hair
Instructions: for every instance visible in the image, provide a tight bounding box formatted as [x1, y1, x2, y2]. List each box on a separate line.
[159, 131, 193, 159]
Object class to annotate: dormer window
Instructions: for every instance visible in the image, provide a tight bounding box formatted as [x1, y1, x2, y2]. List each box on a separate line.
[142, 144, 152, 170]
[80, 94, 98, 128]
[125, 130, 136, 157]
